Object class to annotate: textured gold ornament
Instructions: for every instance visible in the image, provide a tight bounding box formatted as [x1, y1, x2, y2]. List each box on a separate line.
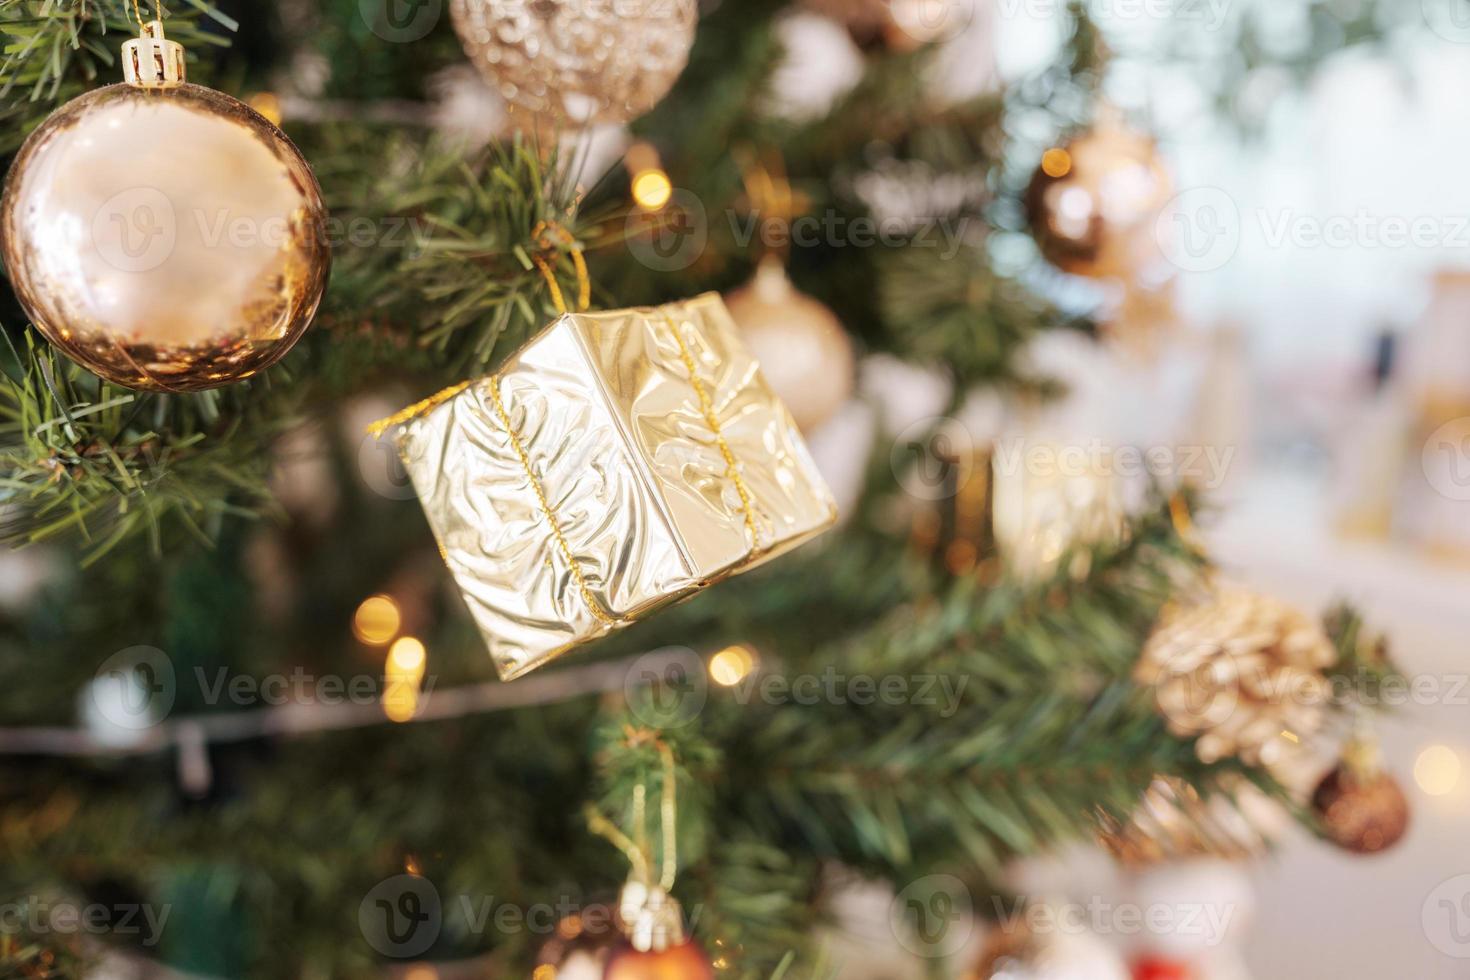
[909, 440, 1125, 582]
[0, 26, 329, 392]
[1135, 587, 1338, 767]
[991, 441, 1127, 582]
[449, 0, 698, 125]
[724, 259, 854, 432]
[382, 294, 838, 680]
[1097, 776, 1267, 867]
[1026, 124, 1171, 279]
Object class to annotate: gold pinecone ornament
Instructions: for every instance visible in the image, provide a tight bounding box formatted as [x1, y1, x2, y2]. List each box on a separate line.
[1135, 588, 1338, 767]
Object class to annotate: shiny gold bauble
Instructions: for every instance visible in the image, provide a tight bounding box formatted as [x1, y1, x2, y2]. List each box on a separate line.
[725, 259, 854, 432]
[1026, 125, 1171, 279]
[1135, 587, 1338, 768]
[1312, 759, 1410, 855]
[802, 0, 965, 51]
[602, 939, 714, 980]
[1, 83, 329, 391]
[449, 0, 698, 125]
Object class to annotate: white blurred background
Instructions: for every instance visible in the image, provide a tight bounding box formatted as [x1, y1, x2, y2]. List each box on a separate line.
[797, 1, 1470, 976]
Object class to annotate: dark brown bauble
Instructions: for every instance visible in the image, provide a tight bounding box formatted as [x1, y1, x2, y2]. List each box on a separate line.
[603, 940, 714, 980]
[1025, 125, 1170, 279]
[1, 83, 330, 391]
[1312, 764, 1410, 854]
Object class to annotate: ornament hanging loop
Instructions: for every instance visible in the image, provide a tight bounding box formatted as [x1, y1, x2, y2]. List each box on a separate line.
[586, 737, 688, 952]
[123, 20, 186, 89]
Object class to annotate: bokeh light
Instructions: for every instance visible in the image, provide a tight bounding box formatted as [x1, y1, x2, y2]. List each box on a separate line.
[1414, 744, 1462, 797]
[632, 169, 673, 210]
[709, 645, 757, 686]
[353, 594, 402, 646]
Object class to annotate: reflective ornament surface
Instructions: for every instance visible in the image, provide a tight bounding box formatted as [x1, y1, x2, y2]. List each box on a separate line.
[449, 0, 697, 125]
[1026, 124, 1171, 279]
[603, 940, 714, 980]
[1, 83, 329, 391]
[724, 259, 854, 432]
[384, 294, 838, 680]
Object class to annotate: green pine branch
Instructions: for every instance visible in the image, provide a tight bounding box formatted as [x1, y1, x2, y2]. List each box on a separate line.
[0, 0, 235, 148]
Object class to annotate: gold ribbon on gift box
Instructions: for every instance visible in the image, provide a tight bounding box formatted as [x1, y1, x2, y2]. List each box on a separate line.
[373, 293, 837, 680]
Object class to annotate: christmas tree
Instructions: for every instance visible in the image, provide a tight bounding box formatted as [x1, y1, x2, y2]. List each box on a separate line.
[0, 1, 1405, 977]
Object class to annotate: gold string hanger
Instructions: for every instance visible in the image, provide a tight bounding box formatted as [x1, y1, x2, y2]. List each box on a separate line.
[130, 0, 167, 29]
[531, 219, 591, 315]
[733, 147, 811, 265]
[588, 739, 688, 951]
[585, 738, 679, 890]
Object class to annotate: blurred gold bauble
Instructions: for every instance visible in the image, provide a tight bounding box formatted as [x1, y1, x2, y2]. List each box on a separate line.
[449, 0, 698, 125]
[1026, 124, 1171, 279]
[1135, 587, 1338, 768]
[1312, 742, 1410, 855]
[725, 259, 854, 432]
[802, 0, 965, 51]
[603, 940, 714, 980]
[1, 83, 329, 391]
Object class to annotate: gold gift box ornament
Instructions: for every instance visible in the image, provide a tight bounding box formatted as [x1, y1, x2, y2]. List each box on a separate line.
[375, 294, 839, 680]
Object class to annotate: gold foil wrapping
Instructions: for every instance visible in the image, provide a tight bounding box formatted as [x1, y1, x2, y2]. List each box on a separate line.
[388, 294, 838, 680]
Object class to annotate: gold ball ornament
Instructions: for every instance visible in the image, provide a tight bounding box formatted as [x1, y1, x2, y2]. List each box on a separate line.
[1134, 587, 1338, 768]
[802, 0, 968, 51]
[0, 28, 329, 392]
[725, 259, 854, 432]
[1026, 124, 1171, 279]
[604, 882, 714, 980]
[603, 941, 714, 980]
[1312, 742, 1410, 855]
[449, 0, 698, 126]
